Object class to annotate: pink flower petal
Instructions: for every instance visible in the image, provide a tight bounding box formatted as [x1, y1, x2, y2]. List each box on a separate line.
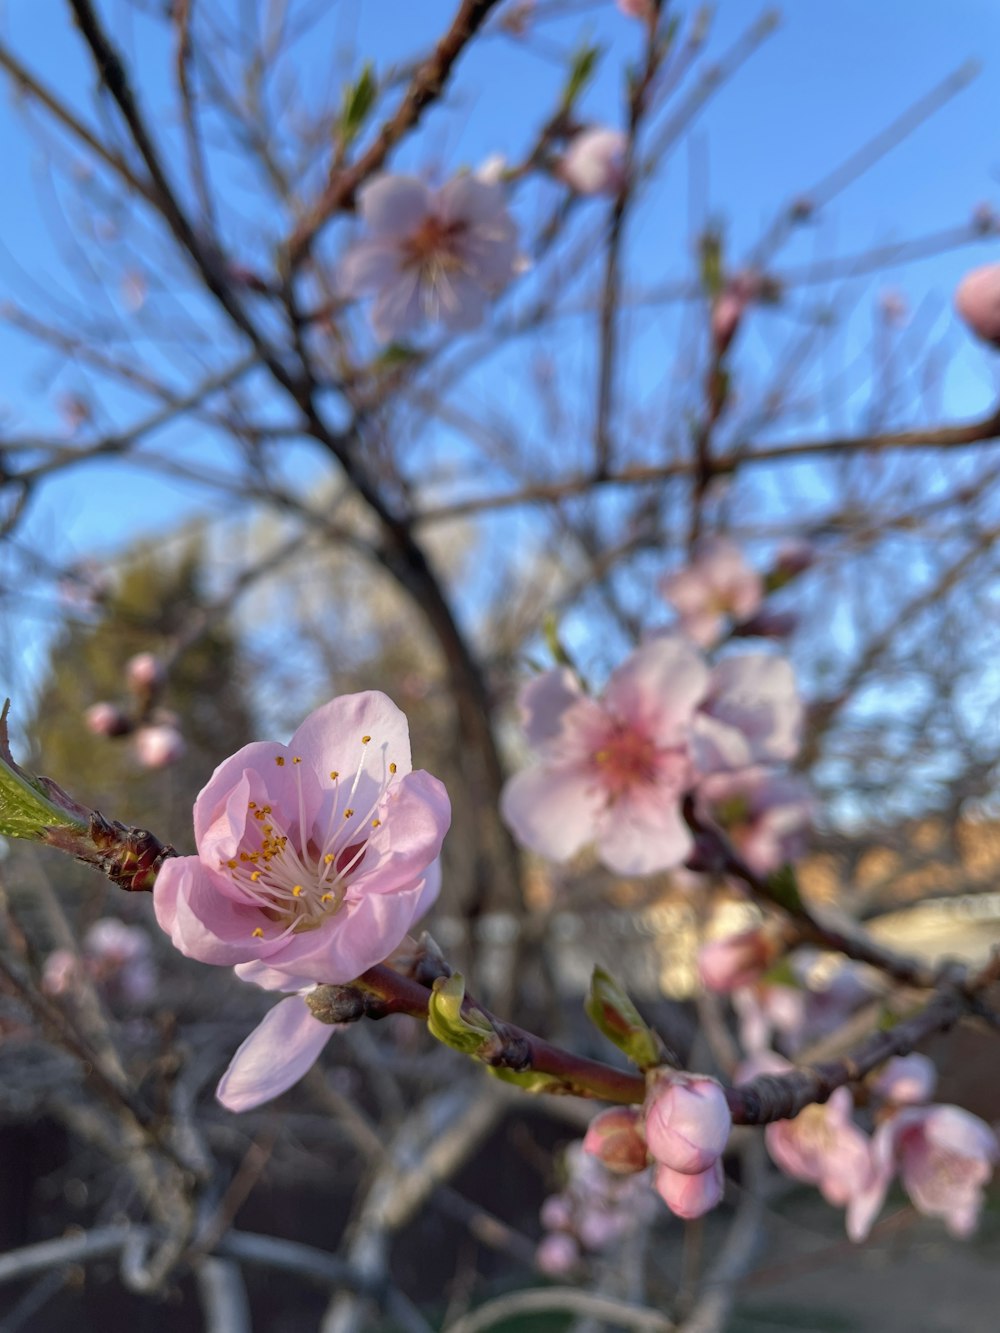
[357, 175, 432, 239]
[655, 1160, 724, 1219]
[603, 637, 708, 747]
[216, 995, 336, 1111]
[518, 668, 584, 746]
[500, 763, 603, 862]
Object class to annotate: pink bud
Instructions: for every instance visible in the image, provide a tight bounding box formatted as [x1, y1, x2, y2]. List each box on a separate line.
[654, 1159, 724, 1219]
[560, 128, 627, 197]
[617, 0, 654, 18]
[698, 926, 779, 993]
[41, 948, 79, 997]
[539, 1195, 573, 1232]
[955, 263, 1000, 346]
[125, 652, 164, 692]
[711, 291, 745, 356]
[583, 1106, 649, 1174]
[134, 724, 185, 769]
[536, 1232, 579, 1275]
[644, 1070, 731, 1175]
[871, 1054, 937, 1107]
[85, 702, 131, 737]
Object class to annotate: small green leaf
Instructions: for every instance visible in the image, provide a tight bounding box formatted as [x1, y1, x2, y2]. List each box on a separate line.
[766, 865, 804, 914]
[488, 1065, 565, 1093]
[339, 63, 377, 146]
[542, 612, 574, 669]
[699, 229, 724, 300]
[427, 973, 495, 1056]
[585, 966, 663, 1070]
[562, 42, 603, 111]
[0, 701, 85, 840]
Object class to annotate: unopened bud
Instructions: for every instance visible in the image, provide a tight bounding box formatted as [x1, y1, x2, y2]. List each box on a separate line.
[125, 652, 164, 693]
[644, 1070, 731, 1175]
[871, 1053, 937, 1107]
[134, 724, 185, 769]
[85, 702, 131, 737]
[955, 263, 1000, 347]
[535, 1231, 579, 1275]
[654, 1159, 724, 1219]
[582, 1107, 648, 1174]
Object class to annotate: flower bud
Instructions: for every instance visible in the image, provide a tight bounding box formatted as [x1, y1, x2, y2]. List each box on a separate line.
[535, 1232, 579, 1276]
[125, 651, 164, 693]
[697, 925, 780, 993]
[560, 128, 627, 197]
[644, 1070, 731, 1175]
[583, 1106, 648, 1175]
[134, 724, 185, 769]
[85, 702, 131, 737]
[871, 1053, 937, 1107]
[654, 1159, 724, 1219]
[955, 263, 1000, 346]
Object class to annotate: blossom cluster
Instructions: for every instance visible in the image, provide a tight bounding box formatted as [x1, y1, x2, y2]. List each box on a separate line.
[86, 651, 186, 770]
[536, 1140, 658, 1274]
[501, 544, 809, 879]
[43, 917, 157, 1006]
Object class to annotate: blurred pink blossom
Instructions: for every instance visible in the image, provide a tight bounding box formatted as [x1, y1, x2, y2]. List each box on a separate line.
[42, 948, 79, 997]
[501, 638, 708, 875]
[340, 174, 518, 341]
[538, 1142, 656, 1260]
[766, 1087, 876, 1215]
[153, 693, 450, 1109]
[955, 263, 1000, 346]
[660, 538, 763, 647]
[84, 918, 156, 1004]
[696, 766, 811, 875]
[535, 1231, 579, 1275]
[617, 0, 654, 19]
[560, 128, 627, 196]
[644, 1069, 731, 1175]
[697, 923, 782, 993]
[870, 1053, 937, 1107]
[692, 654, 802, 774]
[134, 724, 186, 769]
[856, 1104, 999, 1240]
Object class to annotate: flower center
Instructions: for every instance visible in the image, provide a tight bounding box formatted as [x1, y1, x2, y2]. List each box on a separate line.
[403, 214, 468, 275]
[220, 737, 396, 940]
[592, 723, 658, 801]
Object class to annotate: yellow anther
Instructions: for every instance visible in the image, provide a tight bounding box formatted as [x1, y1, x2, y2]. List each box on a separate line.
[389, 762, 397, 774]
[226, 859, 237, 869]
[248, 801, 257, 810]
[275, 756, 285, 766]
[362, 735, 371, 744]
[250, 870, 261, 882]
[330, 770, 339, 780]
[321, 893, 334, 904]
[594, 749, 610, 763]
[292, 756, 302, 764]
[252, 927, 264, 938]
[371, 818, 381, 828]
[262, 806, 272, 814]
[324, 853, 334, 864]
[344, 808, 354, 818]
[292, 885, 303, 897]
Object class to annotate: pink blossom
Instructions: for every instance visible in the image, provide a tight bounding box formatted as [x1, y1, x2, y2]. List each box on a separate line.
[692, 654, 802, 774]
[340, 174, 518, 341]
[765, 1088, 876, 1213]
[870, 1053, 937, 1107]
[84, 918, 156, 1004]
[536, 1232, 580, 1275]
[134, 724, 186, 769]
[560, 128, 627, 196]
[644, 1070, 731, 1175]
[858, 1105, 999, 1240]
[697, 924, 782, 993]
[955, 263, 1000, 346]
[617, 0, 654, 20]
[660, 539, 763, 648]
[583, 1106, 648, 1174]
[155, 692, 449, 990]
[42, 948, 79, 997]
[85, 702, 131, 737]
[501, 638, 708, 875]
[126, 652, 164, 692]
[695, 766, 811, 875]
[654, 1159, 724, 1219]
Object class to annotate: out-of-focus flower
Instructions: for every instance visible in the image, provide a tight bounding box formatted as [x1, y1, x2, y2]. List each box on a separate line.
[870, 1053, 937, 1108]
[692, 654, 802, 774]
[644, 1069, 731, 1176]
[955, 263, 1000, 346]
[85, 702, 131, 737]
[537, 1141, 657, 1263]
[767, 1088, 877, 1213]
[126, 652, 164, 693]
[501, 638, 708, 875]
[42, 948, 79, 997]
[617, 0, 654, 19]
[855, 1105, 999, 1241]
[560, 128, 627, 196]
[583, 1106, 648, 1174]
[535, 1231, 579, 1275]
[695, 766, 811, 875]
[84, 918, 156, 1004]
[134, 723, 185, 769]
[697, 923, 783, 993]
[340, 174, 518, 341]
[660, 538, 763, 648]
[654, 1158, 724, 1219]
